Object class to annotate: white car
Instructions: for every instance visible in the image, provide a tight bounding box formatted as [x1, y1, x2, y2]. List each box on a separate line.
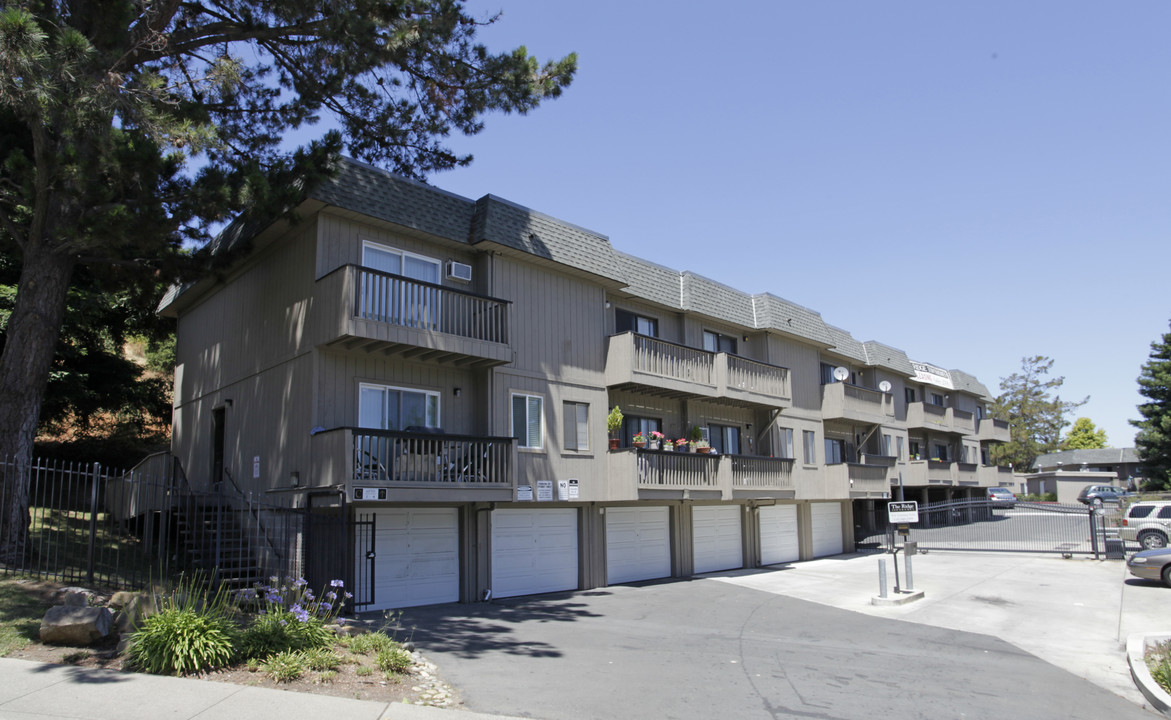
[1120, 501, 1171, 550]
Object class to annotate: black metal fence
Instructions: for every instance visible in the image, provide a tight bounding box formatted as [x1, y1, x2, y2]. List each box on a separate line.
[858, 498, 1122, 559]
[0, 453, 338, 590]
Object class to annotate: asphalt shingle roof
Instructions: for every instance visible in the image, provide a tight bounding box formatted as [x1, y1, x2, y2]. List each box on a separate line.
[1033, 448, 1139, 470]
[681, 272, 756, 327]
[751, 294, 836, 346]
[948, 369, 992, 399]
[824, 325, 867, 364]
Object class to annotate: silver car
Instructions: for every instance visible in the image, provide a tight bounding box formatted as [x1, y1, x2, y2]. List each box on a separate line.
[1120, 501, 1171, 550]
[1126, 547, 1171, 586]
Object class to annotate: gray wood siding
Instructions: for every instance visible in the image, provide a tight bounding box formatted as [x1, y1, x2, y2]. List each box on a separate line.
[765, 335, 822, 411]
[496, 257, 606, 384]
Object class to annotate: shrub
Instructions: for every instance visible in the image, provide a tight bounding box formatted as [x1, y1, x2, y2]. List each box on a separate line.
[241, 611, 334, 659]
[262, 650, 307, 683]
[126, 574, 239, 676]
[302, 647, 341, 671]
[347, 631, 398, 656]
[376, 645, 413, 675]
[355, 665, 373, 677]
[238, 576, 351, 659]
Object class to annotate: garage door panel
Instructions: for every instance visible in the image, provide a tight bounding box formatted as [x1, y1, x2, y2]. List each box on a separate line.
[692, 505, 743, 574]
[363, 508, 459, 611]
[492, 509, 579, 599]
[811, 502, 844, 557]
[606, 507, 671, 585]
[759, 504, 799, 565]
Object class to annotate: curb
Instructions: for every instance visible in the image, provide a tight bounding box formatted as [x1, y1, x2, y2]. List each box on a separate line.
[1127, 632, 1171, 715]
[871, 590, 924, 606]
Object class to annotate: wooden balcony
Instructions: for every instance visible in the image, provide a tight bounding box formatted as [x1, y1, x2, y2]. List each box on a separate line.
[825, 463, 892, 499]
[605, 332, 790, 408]
[978, 464, 1014, 487]
[821, 383, 895, 425]
[976, 418, 1011, 443]
[956, 462, 980, 486]
[950, 409, 976, 435]
[310, 427, 515, 502]
[606, 448, 794, 501]
[905, 402, 951, 432]
[316, 265, 512, 367]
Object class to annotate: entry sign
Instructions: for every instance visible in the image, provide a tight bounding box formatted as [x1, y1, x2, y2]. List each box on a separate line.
[888, 500, 919, 524]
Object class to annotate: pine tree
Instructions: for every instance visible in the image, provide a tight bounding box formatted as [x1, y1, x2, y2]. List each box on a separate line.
[990, 356, 1087, 470]
[1132, 323, 1171, 490]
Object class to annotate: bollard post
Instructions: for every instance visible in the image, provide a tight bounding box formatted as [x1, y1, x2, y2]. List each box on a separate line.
[904, 541, 917, 592]
[878, 558, 888, 598]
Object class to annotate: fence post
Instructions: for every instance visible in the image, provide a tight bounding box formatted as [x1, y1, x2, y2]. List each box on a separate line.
[1089, 507, 1100, 560]
[86, 463, 100, 585]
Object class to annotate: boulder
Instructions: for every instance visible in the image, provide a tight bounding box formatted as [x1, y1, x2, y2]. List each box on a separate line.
[112, 593, 154, 635]
[40, 606, 113, 646]
[55, 588, 94, 607]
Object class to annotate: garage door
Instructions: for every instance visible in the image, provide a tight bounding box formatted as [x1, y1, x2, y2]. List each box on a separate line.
[759, 504, 800, 565]
[361, 507, 459, 611]
[810, 502, 844, 557]
[492, 508, 579, 599]
[692, 505, 743, 574]
[606, 506, 671, 584]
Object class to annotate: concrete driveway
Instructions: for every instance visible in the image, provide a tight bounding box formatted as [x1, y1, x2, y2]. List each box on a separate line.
[397, 551, 1163, 720]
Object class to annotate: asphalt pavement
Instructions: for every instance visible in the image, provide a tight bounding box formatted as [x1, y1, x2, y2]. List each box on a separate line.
[1, 550, 1166, 720]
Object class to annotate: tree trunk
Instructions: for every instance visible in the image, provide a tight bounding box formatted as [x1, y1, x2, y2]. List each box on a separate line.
[0, 243, 76, 564]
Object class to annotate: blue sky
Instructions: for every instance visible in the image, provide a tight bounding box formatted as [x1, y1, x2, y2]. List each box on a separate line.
[379, 1, 1171, 447]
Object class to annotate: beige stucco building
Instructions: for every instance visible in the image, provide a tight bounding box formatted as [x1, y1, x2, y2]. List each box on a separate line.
[160, 159, 1011, 611]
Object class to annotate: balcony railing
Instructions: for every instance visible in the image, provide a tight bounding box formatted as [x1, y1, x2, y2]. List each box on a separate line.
[730, 455, 794, 490]
[950, 409, 976, 434]
[904, 459, 956, 485]
[724, 355, 791, 405]
[978, 464, 1014, 487]
[637, 449, 719, 489]
[956, 462, 979, 485]
[636, 334, 715, 385]
[821, 383, 895, 422]
[355, 267, 509, 344]
[976, 417, 1011, 443]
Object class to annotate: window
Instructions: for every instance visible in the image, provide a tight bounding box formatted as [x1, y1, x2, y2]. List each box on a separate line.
[803, 430, 817, 464]
[981, 448, 989, 465]
[909, 441, 921, 459]
[779, 428, 795, 459]
[977, 405, 985, 419]
[615, 309, 658, 337]
[708, 424, 740, 454]
[360, 241, 442, 328]
[896, 436, 905, 461]
[703, 331, 738, 354]
[820, 362, 840, 385]
[882, 434, 892, 457]
[1159, 506, 1171, 520]
[933, 444, 949, 461]
[563, 402, 589, 451]
[359, 383, 440, 430]
[623, 415, 662, 447]
[512, 393, 544, 449]
[930, 393, 945, 407]
[905, 388, 917, 404]
[1129, 506, 1155, 519]
[824, 438, 845, 465]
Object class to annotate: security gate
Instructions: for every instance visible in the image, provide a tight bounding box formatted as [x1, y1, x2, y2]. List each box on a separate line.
[352, 513, 376, 610]
[863, 499, 1121, 559]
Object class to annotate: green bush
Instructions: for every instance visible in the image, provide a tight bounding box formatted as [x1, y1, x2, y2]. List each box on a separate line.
[346, 631, 398, 656]
[301, 647, 341, 671]
[261, 650, 307, 683]
[376, 645, 413, 675]
[1148, 642, 1171, 694]
[126, 575, 239, 676]
[240, 611, 335, 659]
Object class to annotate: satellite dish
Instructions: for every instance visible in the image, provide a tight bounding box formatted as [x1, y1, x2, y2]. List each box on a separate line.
[879, 381, 892, 393]
[833, 366, 849, 382]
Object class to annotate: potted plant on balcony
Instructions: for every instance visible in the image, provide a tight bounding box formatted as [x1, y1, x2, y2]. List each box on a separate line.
[675, 438, 689, 452]
[696, 440, 712, 454]
[648, 431, 664, 451]
[632, 431, 647, 448]
[607, 406, 623, 450]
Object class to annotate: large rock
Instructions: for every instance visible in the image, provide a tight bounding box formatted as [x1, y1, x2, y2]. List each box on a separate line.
[40, 606, 113, 646]
[111, 593, 154, 635]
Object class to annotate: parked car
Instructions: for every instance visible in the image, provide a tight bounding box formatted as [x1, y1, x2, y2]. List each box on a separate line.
[1120, 501, 1171, 550]
[1126, 547, 1171, 586]
[986, 487, 1016, 509]
[1076, 484, 1133, 507]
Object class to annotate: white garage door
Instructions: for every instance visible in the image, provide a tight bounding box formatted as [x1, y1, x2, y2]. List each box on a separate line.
[361, 507, 459, 611]
[606, 506, 671, 584]
[810, 502, 844, 557]
[692, 505, 743, 574]
[492, 508, 579, 599]
[759, 504, 800, 565]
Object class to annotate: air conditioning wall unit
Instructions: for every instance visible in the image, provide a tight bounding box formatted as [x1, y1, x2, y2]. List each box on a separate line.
[446, 261, 472, 282]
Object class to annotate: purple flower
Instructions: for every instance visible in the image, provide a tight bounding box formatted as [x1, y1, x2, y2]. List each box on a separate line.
[325, 591, 337, 601]
[303, 589, 315, 602]
[293, 577, 308, 588]
[344, 592, 353, 599]
[320, 602, 332, 612]
[330, 579, 344, 588]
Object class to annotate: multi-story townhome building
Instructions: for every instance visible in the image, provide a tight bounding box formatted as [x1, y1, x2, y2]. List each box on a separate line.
[160, 158, 1010, 612]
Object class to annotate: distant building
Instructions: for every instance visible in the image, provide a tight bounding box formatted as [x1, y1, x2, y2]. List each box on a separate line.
[1025, 448, 1144, 501]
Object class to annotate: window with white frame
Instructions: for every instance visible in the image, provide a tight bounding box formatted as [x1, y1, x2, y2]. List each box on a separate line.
[897, 436, 905, 461]
[824, 438, 845, 465]
[512, 393, 544, 449]
[708, 424, 740, 454]
[803, 430, 817, 464]
[702, 330, 737, 354]
[779, 427, 795, 459]
[882, 434, 893, 457]
[359, 383, 440, 430]
[615, 309, 658, 337]
[360, 241, 442, 328]
[563, 401, 589, 451]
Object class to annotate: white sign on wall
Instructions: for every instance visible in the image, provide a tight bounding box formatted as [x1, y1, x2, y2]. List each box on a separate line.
[568, 479, 579, 500]
[517, 485, 533, 501]
[557, 480, 569, 501]
[887, 500, 919, 524]
[253, 456, 261, 479]
[536, 480, 554, 502]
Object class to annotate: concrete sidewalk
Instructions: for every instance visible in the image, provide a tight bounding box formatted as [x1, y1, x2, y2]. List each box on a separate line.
[713, 549, 1170, 706]
[0, 657, 518, 720]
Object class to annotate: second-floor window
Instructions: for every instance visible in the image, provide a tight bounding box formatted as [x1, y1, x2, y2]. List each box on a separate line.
[563, 402, 589, 451]
[703, 331, 737, 354]
[709, 424, 740, 454]
[512, 393, 544, 450]
[933, 443, 949, 461]
[615, 309, 658, 337]
[824, 438, 845, 465]
[897, 436, 905, 461]
[779, 427, 795, 458]
[803, 430, 817, 464]
[624, 416, 662, 447]
[930, 392, 946, 407]
[820, 363, 839, 385]
[905, 388, 917, 404]
[882, 434, 892, 456]
[360, 241, 442, 328]
[359, 383, 440, 430]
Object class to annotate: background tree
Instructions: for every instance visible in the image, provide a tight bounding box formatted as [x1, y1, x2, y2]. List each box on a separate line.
[1060, 417, 1108, 450]
[1132, 323, 1171, 490]
[0, 1, 576, 562]
[990, 356, 1087, 470]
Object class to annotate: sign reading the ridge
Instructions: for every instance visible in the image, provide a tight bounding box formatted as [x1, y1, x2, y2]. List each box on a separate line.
[887, 501, 919, 524]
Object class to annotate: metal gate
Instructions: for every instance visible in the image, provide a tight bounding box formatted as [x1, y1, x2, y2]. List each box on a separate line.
[352, 513, 376, 611]
[862, 498, 1122, 559]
